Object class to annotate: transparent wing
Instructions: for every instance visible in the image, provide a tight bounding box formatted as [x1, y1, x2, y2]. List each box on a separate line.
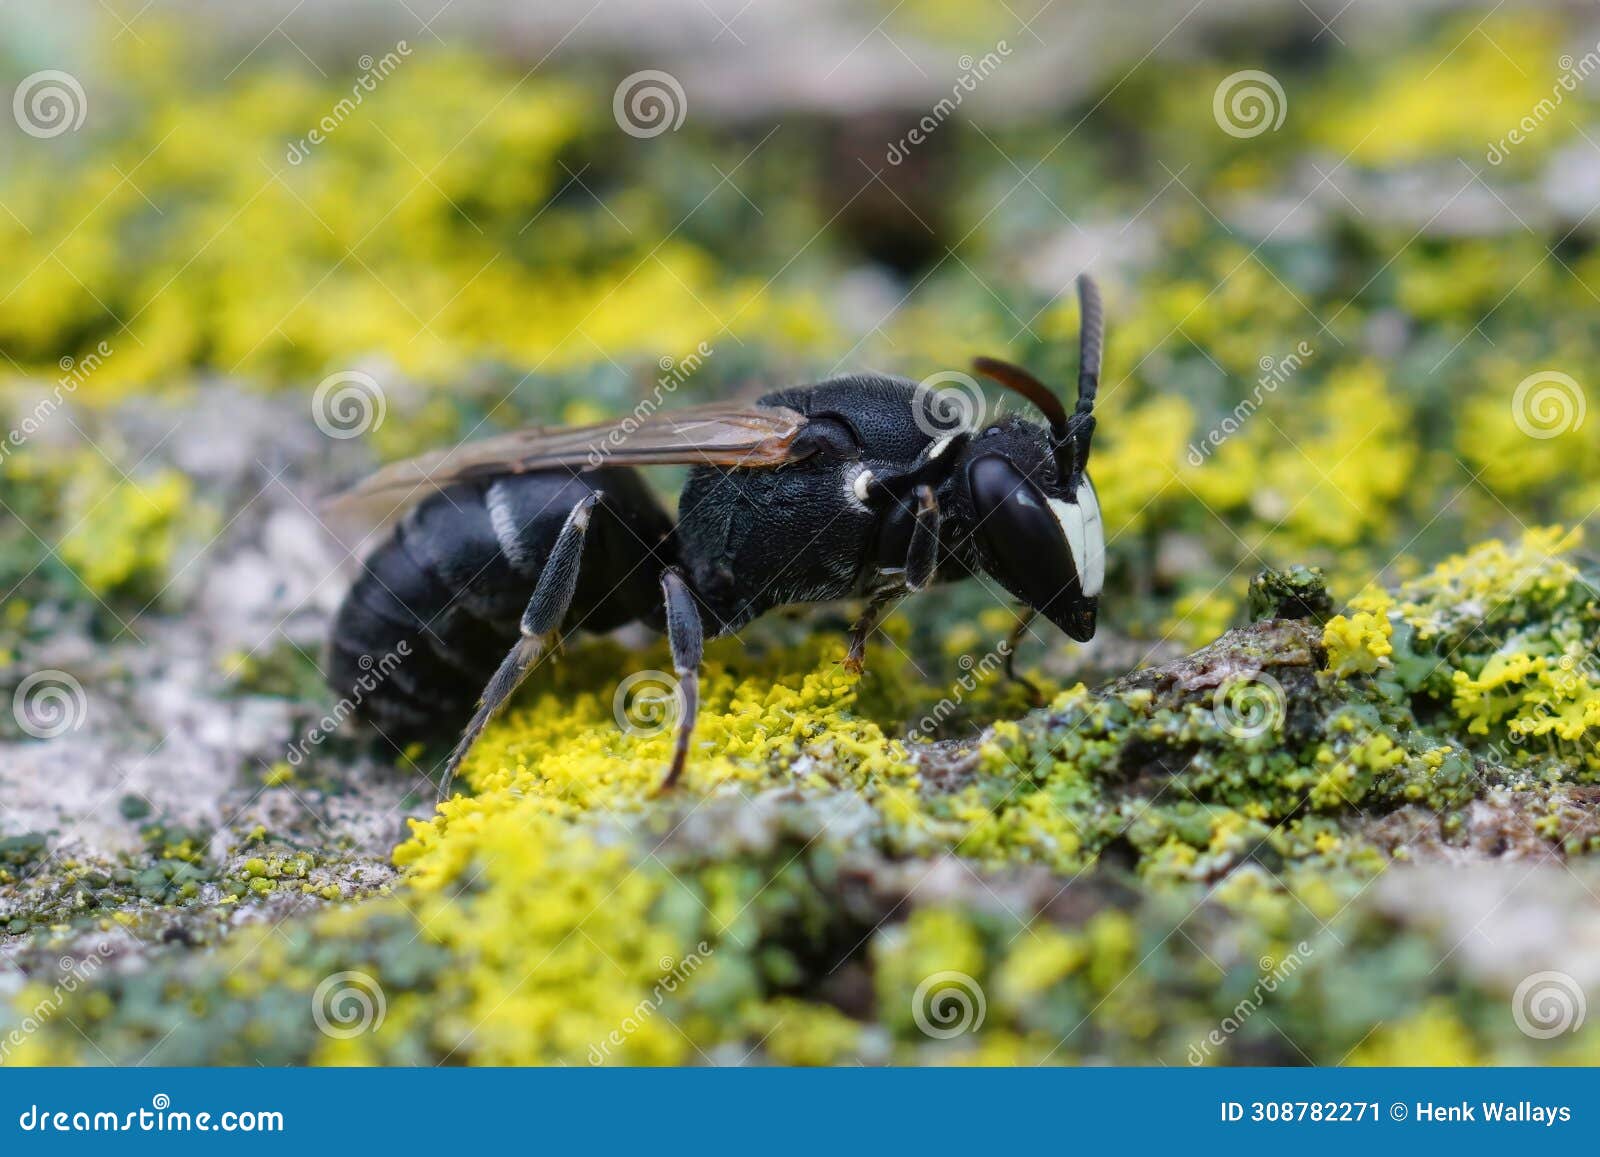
[325, 401, 811, 519]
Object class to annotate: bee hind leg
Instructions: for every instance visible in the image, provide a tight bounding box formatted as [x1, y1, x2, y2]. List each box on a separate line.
[437, 493, 599, 800]
[657, 568, 703, 792]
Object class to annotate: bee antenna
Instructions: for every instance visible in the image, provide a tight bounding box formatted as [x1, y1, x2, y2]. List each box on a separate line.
[970, 356, 1069, 439]
[1067, 274, 1102, 482]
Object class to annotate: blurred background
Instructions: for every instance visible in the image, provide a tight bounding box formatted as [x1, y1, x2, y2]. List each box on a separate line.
[2, 0, 1597, 665]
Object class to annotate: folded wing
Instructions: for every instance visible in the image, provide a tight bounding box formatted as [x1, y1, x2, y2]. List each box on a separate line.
[326, 402, 811, 521]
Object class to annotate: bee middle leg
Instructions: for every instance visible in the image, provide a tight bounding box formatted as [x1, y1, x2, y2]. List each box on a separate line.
[844, 589, 900, 675]
[438, 492, 599, 798]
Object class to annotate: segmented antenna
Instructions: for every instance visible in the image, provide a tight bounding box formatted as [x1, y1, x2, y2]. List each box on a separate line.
[1067, 274, 1102, 483]
[971, 356, 1069, 438]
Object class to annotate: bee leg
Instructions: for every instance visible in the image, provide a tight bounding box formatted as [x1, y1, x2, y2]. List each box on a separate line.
[847, 485, 937, 674]
[904, 484, 940, 592]
[845, 588, 899, 675]
[1003, 607, 1046, 709]
[657, 568, 703, 792]
[437, 493, 598, 799]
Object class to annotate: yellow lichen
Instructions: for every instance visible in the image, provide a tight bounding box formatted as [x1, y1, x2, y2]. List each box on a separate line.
[1323, 592, 1394, 676]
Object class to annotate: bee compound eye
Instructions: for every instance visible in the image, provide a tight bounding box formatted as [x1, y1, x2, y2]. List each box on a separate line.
[968, 454, 1077, 594]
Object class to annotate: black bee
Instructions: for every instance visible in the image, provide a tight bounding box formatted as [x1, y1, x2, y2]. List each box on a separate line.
[328, 276, 1108, 795]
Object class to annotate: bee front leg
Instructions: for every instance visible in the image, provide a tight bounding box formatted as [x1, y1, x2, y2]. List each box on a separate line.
[904, 484, 940, 592]
[437, 493, 598, 799]
[657, 568, 704, 792]
[847, 485, 939, 674]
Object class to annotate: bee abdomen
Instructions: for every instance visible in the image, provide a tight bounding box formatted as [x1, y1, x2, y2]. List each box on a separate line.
[327, 471, 675, 742]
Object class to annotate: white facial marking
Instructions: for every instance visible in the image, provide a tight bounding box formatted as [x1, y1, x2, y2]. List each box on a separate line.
[1076, 477, 1105, 596]
[1047, 476, 1105, 598]
[852, 468, 875, 504]
[927, 435, 954, 460]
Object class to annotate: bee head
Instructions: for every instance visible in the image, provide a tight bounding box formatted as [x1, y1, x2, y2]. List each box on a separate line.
[955, 274, 1105, 642]
[950, 416, 1102, 641]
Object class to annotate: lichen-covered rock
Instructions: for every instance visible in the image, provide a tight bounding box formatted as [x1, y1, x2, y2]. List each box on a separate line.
[8, 529, 1600, 1065]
